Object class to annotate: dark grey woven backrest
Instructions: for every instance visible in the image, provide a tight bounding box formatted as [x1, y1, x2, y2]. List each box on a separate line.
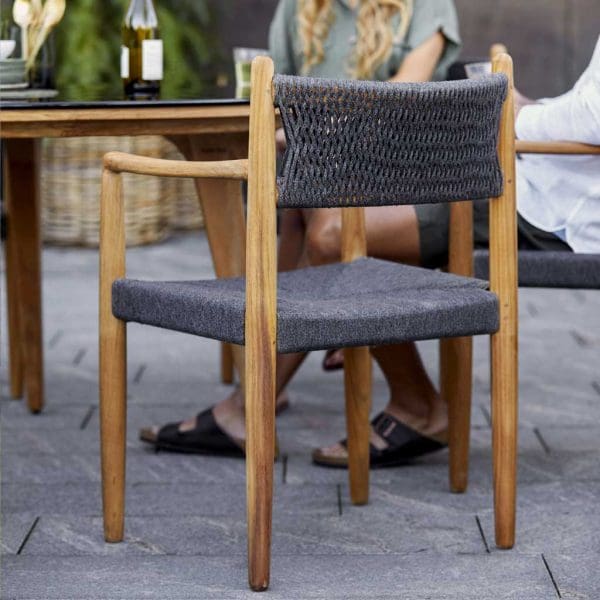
[274, 74, 508, 209]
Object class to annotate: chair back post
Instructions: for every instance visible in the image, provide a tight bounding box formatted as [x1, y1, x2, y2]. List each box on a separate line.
[245, 55, 278, 591]
[341, 207, 367, 262]
[489, 52, 519, 548]
[490, 43, 508, 61]
[490, 52, 518, 349]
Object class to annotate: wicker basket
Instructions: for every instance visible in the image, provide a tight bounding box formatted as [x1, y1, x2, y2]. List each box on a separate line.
[41, 136, 173, 247]
[160, 139, 204, 230]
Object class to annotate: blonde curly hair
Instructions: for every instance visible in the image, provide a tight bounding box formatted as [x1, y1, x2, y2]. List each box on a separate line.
[297, 0, 414, 79]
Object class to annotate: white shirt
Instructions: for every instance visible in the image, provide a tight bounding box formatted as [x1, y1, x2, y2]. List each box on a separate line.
[515, 35, 600, 253]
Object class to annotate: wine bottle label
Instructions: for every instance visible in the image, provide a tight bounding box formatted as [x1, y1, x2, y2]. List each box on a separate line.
[142, 39, 163, 81]
[121, 46, 130, 79]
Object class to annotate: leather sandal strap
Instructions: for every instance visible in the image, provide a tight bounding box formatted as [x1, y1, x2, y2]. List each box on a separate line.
[157, 408, 244, 453]
[371, 412, 433, 448]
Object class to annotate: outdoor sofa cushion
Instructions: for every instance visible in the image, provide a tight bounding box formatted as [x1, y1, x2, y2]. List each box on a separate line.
[113, 257, 499, 354]
[474, 250, 600, 289]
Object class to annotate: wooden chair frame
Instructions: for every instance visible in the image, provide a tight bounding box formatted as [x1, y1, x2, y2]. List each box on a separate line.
[100, 54, 518, 591]
[443, 45, 600, 553]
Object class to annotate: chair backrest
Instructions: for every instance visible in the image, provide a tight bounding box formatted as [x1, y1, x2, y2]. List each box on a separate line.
[274, 74, 508, 209]
[244, 55, 517, 389]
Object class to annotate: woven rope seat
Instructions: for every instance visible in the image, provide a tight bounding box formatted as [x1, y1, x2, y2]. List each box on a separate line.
[113, 74, 507, 354]
[113, 258, 499, 353]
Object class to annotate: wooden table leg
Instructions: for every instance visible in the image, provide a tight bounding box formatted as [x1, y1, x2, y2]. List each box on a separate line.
[4, 139, 44, 413]
[3, 156, 24, 399]
[220, 342, 235, 385]
[171, 134, 247, 388]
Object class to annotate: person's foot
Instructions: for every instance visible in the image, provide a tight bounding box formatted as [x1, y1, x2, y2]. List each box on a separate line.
[322, 348, 344, 371]
[312, 411, 448, 469]
[139, 390, 290, 450]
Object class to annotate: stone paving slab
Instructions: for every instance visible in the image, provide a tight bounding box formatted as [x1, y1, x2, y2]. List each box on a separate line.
[478, 481, 600, 557]
[17, 509, 483, 557]
[2, 553, 557, 599]
[1, 400, 91, 430]
[2, 232, 599, 598]
[539, 425, 600, 453]
[545, 553, 599, 600]
[2, 482, 337, 519]
[1, 449, 282, 485]
[283, 444, 567, 487]
[1, 513, 36, 554]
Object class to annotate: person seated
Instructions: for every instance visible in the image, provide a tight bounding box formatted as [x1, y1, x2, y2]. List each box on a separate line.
[141, 0, 463, 464]
[142, 15, 600, 469]
[314, 34, 600, 465]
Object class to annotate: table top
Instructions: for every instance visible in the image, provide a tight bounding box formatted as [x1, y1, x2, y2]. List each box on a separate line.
[0, 95, 249, 111]
[0, 92, 253, 139]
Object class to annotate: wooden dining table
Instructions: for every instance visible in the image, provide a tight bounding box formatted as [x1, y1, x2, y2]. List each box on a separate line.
[1, 95, 252, 413]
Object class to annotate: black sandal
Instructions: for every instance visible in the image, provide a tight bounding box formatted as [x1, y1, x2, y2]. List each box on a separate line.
[322, 348, 344, 372]
[312, 412, 447, 469]
[140, 408, 245, 457]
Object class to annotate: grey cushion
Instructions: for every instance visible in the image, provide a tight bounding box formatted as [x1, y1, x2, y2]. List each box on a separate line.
[113, 258, 499, 353]
[474, 250, 600, 289]
[275, 73, 507, 209]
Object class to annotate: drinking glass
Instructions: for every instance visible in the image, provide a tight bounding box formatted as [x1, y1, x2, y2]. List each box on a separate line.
[233, 47, 268, 99]
[464, 61, 492, 79]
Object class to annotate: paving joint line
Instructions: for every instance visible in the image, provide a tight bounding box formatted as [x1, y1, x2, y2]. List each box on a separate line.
[281, 454, 288, 484]
[479, 404, 491, 427]
[525, 302, 539, 317]
[80, 406, 96, 430]
[16, 516, 40, 555]
[570, 330, 590, 348]
[474, 515, 490, 554]
[73, 348, 87, 366]
[133, 364, 147, 385]
[48, 330, 64, 348]
[533, 427, 551, 455]
[336, 484, 343, 516]
[541, 554, 562, 598]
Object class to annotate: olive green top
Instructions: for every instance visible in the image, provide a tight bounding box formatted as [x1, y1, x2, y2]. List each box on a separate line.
[269, 0, 461, 81]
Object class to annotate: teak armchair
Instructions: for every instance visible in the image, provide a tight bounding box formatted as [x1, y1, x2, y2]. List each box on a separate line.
[100, 54, 517, 591]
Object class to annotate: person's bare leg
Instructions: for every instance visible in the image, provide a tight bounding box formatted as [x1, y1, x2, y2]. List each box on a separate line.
[154, 209, 312, 443]
[211, 351, 306, 441]
[318, 343, 447, 460]
[304, 205, 421, 266]
[374, 344, 447, 439]
[278, 208, 306, 272]
[306, 205, 421, 369]
[308, 206, 449, 460]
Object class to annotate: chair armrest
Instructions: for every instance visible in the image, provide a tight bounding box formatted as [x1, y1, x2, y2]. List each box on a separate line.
[103, 151, 248, 180]
[516, 141, 600, 155]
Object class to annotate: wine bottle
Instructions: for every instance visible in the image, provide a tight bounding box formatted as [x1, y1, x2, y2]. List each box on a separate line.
[121, 0, 163, 100]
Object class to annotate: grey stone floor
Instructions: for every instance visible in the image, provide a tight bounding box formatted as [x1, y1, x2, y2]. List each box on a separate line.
[1, 232, 599, 599]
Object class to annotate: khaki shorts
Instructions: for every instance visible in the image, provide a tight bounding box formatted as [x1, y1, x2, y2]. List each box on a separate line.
[415, 201, 572, 269]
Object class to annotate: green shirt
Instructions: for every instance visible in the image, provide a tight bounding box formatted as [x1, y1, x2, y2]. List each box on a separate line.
[269, 0, 461, 81]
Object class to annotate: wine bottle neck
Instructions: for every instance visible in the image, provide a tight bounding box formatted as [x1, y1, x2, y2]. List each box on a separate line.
[125, 0, 159, 30]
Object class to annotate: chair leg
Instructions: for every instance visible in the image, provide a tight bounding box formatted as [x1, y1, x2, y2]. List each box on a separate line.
[100, 318, 127, 543]
[490, 330, 518, 549]
[5, 233, 24, 399]
[245, 349, 275, 591]
[221, 342, 235, 384]
[99, 167, 127, 543]
[440, 337, 473, 493]
[344, 346, 372, 505]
